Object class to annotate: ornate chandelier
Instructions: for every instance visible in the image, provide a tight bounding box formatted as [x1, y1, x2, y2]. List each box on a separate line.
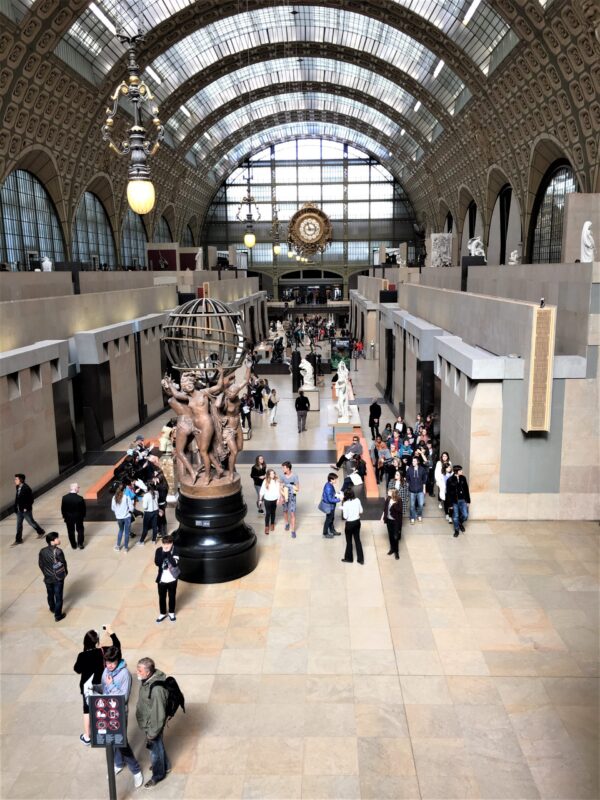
[236, 165, 261, 249]
[101, 29, 164, 215]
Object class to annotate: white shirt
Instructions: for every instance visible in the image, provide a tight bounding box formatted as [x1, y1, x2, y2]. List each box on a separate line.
[111, 494, 133, 520]
[259, 480, 281, 502]
[341, 498, 363, 522]
[142, 491, 159, 512]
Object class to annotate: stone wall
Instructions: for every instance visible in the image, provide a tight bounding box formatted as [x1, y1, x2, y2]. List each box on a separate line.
[0, 272, 73, 300]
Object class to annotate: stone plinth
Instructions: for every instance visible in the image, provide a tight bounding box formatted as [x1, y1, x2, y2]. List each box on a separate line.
[327, 404, 361, 433]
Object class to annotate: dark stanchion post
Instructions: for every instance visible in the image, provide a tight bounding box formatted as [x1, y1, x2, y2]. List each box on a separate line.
[106, 743, 117, 800]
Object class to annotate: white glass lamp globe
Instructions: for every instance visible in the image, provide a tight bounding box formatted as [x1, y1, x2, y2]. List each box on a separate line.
[244, 231, 256, 248]
[127, 179, 155, 215]
[273, 244, 281, 255]
[287, 250, 295, 259]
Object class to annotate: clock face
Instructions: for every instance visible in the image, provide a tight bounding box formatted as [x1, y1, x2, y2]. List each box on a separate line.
[298, 215, 322, 243]
[287, 203, 332, 255]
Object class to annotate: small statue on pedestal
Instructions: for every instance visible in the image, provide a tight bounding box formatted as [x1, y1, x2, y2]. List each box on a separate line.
[581, 221, 595, 263]
[271, 337, 284, 363]
[299, 358, 315, 390]
[508, 250, 521, 265]
[467, 236, 486, 261]
[335, 360, 350, 423]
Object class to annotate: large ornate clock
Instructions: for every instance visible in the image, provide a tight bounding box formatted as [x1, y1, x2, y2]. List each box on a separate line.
[287, 202, 333, 256]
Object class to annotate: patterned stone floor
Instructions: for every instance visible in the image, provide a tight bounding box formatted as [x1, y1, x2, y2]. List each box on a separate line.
[1, 358, 598, 799]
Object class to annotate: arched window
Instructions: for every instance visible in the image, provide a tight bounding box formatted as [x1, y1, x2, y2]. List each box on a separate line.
[531, 163, 577, 263]
[154, 215, 173, 243]
[72, 192, 117, 269]
[121, 210, 147, 267]
[445, 212, 453, 233]
[467, 201, 477, 239]
[181, 224, 195, 246]
[0, 169, 65, 267]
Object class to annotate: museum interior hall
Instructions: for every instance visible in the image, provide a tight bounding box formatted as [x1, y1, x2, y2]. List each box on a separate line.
[0, 1, 599, 799]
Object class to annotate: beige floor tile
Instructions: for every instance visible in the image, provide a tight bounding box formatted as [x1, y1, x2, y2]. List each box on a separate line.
[195, 736, 250, 774]
[353, 675, 403, 704]
[357, 736, 416, 777]
[241, 775, 302, 799]
[351, 649, 398, 675]
[354, 704, 409, 738]
[245, 736, 304, 775]
[300, 774, 361, 799]
[303, 703, 356, 736]
[183, 774, 245, 799]
[303, 737, 359, 775]
[405, 704, 462, 738]
[400, 675, 452, 705]
[359, 774, 422, 799]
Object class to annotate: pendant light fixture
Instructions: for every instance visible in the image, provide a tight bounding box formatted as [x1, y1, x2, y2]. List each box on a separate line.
[236, 163, 261, 249]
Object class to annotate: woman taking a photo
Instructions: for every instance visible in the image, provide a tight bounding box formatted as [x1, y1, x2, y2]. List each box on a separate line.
[73, 625, 121, 745]
[259, 469, 282, 535]
[111, 484, 134, 552]
[381, 488, 402, 559]
[251, 455, 267, 513]
[340, 488, 364, 565]
[154, 535, 180, 622]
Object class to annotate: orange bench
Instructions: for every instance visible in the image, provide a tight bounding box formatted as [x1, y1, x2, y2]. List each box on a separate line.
[83, 438, 159, 501]
[335, 432, 379, 499]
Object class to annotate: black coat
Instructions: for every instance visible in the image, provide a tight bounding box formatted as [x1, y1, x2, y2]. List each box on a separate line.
[15, 483, 34, 512]
[73, 633, 121, 693]
[154, 547, 179, 583]
[61, 492, 86, 521]
[446, 475, 471, 505]
[38, 545, 68, 584]
[368, 403, 382, 424]
[383, 496, 403, 535]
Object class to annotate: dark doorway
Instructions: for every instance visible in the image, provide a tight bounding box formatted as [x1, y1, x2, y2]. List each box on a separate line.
[248, 306, 256, 345]
[385, 328, 394, 401]
[417, 359, 435, 418]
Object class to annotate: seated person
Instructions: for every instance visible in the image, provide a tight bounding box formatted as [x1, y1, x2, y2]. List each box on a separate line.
[399, 439, 413, 458]
[331, 435, 363, 471]
[372, 437, 391, 484]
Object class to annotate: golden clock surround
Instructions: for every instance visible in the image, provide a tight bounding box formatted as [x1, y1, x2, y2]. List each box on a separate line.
[287, 202, 333, 256]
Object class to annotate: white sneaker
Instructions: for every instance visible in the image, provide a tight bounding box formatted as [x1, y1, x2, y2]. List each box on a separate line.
[410, 520, 415, 525]
[417, 517, 422, 522]
[134, 772, 144, 789]
[438, 503, 443, 509]
[115, 765, 124, 775]
[113, 545, 121, 551]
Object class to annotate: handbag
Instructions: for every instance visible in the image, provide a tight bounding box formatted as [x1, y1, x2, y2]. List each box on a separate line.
[318, 500, 332, 514]
[52, 554, 66, 580]
[168, 564, 181, 580]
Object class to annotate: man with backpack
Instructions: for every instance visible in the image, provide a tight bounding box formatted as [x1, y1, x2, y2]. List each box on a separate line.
[135, 658, 184, 787]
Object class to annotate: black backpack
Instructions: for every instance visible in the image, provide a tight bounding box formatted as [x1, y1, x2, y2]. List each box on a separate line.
[149, 676, 185, 721]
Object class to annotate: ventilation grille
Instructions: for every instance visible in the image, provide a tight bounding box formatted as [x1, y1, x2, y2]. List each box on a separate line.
[524, 307, 555, 432]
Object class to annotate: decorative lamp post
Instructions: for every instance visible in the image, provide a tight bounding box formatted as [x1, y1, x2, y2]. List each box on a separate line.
[102, 30, 164, 215]
[236, 165, 261, 249]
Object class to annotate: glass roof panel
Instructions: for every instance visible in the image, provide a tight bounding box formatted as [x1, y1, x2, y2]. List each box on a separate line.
[203, 122, 406, 182]
[186, 93, 419, 160]
[56, 2, 514, 82]
[166, 57, 439, 144]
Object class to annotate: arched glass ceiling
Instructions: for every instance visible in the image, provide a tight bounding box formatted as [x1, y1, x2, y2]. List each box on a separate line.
[147, 8, 465, 114]
[166, 57, 440, 145]
[202, 122, 405, 183]
[187, 93, 419, 161]
[57, 1, 515, 81]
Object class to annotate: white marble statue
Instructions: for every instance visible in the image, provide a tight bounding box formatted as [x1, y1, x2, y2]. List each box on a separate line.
[581, 221, 595, 263]
[467, 236, 486, 260]
[194, 248, 203, 270]
[41, 256, 53, 272]
[299, 358, 315, 390]
[335, 360, 350, 422]
[276, 320, 284, 336]
[508, 250, 521, 265]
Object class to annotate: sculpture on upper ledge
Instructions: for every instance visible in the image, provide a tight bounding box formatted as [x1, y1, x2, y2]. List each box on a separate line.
[581, 221, 595, 263]
[335, 359, 350, 423]
[508, 250, 521, 265]
[299, 357, 315, 390]
[467, 236, 486, 261]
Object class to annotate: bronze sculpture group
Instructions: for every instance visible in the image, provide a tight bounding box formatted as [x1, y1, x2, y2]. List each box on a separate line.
[161, 358, 252, 487]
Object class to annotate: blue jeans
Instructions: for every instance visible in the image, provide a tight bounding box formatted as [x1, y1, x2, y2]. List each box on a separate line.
[115, 743, 141, 775]
[148, 733, 170, 782]
[452, 500, 469, 532]
[141, 510, 158, 543]
[116, 516, 131, 549]
[45, 580, 64, 619]
[15, 509, 44, 541]
[322, 509, 335, 536]
[409, 491, 424, 521]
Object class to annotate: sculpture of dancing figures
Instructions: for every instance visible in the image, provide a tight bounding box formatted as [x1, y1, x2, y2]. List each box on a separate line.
[508, 249, 521, 265]
[335, 359, 350, 422]
[215, 357, 253, 481]
[467, 236, 486, 261]
[161, 368, 226, 486]
[581, 221, 595, 263]
[299, 358, 315, 390]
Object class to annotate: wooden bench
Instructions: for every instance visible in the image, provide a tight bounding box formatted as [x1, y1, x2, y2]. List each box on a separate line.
[83, 438, 159, 501]
[335, 432, 379, 499]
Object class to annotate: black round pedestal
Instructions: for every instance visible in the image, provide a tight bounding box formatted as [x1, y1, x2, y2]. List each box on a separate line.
[172, 489, 258, 584]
